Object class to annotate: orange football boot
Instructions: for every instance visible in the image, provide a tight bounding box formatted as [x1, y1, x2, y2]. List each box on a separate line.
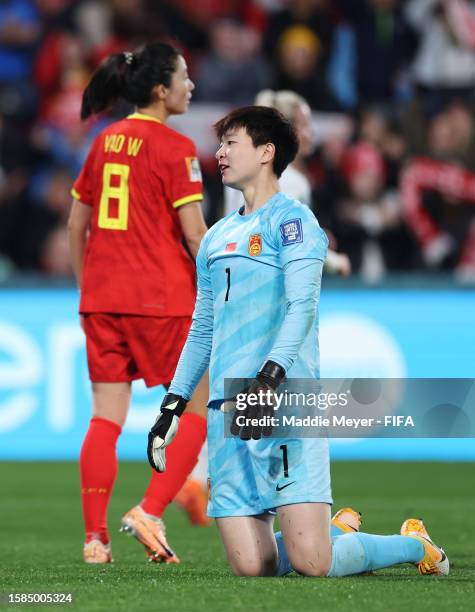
[400, 518, 449, 576]
[331, 507, 362, 533]
[120, 505, 179, 563]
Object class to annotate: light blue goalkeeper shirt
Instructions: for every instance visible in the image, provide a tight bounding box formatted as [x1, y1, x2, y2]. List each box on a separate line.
[169, 191, 328, 402]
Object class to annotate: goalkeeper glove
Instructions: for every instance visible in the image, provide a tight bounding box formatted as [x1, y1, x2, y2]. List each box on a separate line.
[230, 360, 285, 440]
[147, 393, 187, 472]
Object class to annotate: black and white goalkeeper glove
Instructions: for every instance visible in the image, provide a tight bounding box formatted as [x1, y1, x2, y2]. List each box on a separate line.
[147, 393, 187, 472]
[230, 360, 285, 440]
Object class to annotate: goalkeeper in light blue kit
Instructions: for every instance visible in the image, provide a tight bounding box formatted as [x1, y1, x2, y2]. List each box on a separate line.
[147, 106, 449, 578]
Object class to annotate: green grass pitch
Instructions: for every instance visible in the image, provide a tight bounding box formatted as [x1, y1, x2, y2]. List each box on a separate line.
[1, 461, 474, 612]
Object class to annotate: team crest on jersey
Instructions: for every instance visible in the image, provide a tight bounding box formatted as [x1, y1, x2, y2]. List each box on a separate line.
[280, 218, 303, 246]
[248, 234, 262, 256]
[185, 157, 202, 182]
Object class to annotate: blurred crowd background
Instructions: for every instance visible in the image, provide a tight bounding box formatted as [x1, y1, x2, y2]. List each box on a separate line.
[1, 0, 475, 282]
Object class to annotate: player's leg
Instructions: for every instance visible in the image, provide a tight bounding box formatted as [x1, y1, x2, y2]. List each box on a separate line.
[274, 506, 363, 575]
[140, 372, 208, 510]
[81, 313, 135, 563]
[277, 518, 432, 578]
[207, 405, 280, 576]
[134, 373, 208, 508]
[122, 316, 208, 561]
[173, 468, 210, 526]
[250, 435, 333, 576]
[216, 514, 278, 576]
[277, 502, 332, 576]
[122, 374, 208, 563]
[140, 370, 209, 516]
[170, 373, 210, 526]
[275, 510, 447, 577]
[81, 381, 131, 563]
[328, 515, 448, 577]
[328, 532, 426, 576]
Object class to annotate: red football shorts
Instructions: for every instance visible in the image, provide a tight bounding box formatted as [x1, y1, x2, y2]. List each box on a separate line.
[83, 313, 191, 387]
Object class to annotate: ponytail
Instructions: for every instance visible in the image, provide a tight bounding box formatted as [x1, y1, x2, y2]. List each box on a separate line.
[81, 42, 181, 120]
[81, 52, 129, 120]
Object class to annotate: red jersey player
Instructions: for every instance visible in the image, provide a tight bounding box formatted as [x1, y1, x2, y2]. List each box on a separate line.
[68, 42, 208, 564]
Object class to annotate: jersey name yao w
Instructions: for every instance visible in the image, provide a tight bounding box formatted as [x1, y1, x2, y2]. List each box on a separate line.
[71, 113, 203, 316]
[170, 191, 329, 402]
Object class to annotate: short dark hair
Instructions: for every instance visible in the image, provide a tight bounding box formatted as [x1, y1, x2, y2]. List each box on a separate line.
[81, 42, 180, 120]
[214, 106, 299, 178]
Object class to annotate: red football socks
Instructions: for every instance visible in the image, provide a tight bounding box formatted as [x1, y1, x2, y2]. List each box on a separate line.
[141, 412, 207, 517]
[80, 417, 121, 544]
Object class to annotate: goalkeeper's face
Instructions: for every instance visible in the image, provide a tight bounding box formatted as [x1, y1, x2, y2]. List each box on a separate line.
[216, 127, 274, 191]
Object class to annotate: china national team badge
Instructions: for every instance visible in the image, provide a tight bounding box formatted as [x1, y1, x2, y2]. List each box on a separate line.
[280, 218, 303, 246]
[248, 233, 262, 256]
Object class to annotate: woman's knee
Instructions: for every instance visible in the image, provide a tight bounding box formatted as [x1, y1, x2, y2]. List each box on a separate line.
[292, 560, 330, 577]
[287, 544, 331, 577]
[229, 557, 277, 577]
[91, 382, 131, 427]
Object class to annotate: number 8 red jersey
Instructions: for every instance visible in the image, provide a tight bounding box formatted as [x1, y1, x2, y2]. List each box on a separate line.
[72, 113, 203, 316]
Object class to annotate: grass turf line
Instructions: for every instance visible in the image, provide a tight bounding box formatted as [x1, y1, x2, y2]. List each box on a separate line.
[0, 461, 473, 612]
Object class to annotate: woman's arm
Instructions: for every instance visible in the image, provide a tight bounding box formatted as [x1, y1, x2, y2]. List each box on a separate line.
[177, 201, 208, 258]
[267, 258, 323, 372]
[67, 199, 92, 288]
[168, 236, 214, 399]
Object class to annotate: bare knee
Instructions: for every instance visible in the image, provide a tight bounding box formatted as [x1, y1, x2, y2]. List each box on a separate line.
[292, 559, 330, 577]
[288, 545, 331, 577]
[92, 382, 131, 427]
[229, 558, 276, 577]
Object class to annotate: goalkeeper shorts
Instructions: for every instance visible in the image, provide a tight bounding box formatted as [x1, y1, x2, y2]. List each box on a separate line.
[84, 313, 191, 387]
[206, 402, 333, 518]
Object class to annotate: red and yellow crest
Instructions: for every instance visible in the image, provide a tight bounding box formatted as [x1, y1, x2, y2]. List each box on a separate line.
[248, 233, 262, 256]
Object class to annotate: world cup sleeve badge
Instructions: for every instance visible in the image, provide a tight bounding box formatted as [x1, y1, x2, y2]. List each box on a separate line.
[248, 233, 262, 256]
[185, 157, 202, 182]
[280, 219, 303, 246]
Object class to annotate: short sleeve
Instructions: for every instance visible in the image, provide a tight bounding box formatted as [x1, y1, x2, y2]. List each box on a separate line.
[271, 201, 329, 267]
[168, 138, 204, 209]
[71, 139, 98, 206]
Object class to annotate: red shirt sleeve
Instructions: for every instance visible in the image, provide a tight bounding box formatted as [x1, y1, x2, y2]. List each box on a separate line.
[167, 138, 204, 209]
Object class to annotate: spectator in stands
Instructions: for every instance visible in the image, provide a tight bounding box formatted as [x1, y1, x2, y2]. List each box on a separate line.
[401, 101, 475, 274]
[358, 105, 407, 187]
[32, 32, 97, 176]
[336, 141, 415, 280]
[40, 224, 73, 275]
[405, 0, 475, 112]
[273, 24, 339, 110]
[0, 107, 33, 275]
[22, 165, 73, 272]
[336, 0, 417, 106]
[194, 17, 271, 104]
[264, 0, 337, 60]
[0, 0, 41, 119]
